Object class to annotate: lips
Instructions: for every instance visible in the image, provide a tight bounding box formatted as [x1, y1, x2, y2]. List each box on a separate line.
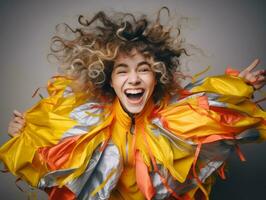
[124, 88, 145, 104]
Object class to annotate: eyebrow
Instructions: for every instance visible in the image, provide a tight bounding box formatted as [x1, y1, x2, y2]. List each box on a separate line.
[113, 61, 151, 69]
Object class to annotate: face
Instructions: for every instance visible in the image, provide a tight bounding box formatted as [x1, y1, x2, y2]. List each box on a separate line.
[111, 50, 156, 114]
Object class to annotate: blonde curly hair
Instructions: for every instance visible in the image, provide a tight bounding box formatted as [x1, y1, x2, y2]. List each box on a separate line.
[50, 7, 187, 102]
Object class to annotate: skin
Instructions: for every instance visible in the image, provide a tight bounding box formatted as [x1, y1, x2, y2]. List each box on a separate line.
[111, 50, 156, 114]
[8, 110, 25, 137]
[238, 58, 266, 90]
[7, 58, 266, 136]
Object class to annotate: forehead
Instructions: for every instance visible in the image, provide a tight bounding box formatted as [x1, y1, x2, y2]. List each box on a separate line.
[114, 49, 150, 65]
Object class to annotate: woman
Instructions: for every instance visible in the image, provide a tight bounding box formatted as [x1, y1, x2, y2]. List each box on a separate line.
[1, 9, 266, 200]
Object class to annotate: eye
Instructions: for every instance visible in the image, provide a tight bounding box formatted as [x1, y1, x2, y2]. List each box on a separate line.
[138, 65, 151, 72]
[116, 70, 127, 74]
[114, 67, 128, 74]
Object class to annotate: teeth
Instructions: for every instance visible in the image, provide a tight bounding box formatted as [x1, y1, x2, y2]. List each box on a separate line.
[125, 89, 144, 94]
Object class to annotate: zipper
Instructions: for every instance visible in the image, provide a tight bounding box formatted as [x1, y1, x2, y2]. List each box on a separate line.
[125, 131, 128, 165]
[126, 116, 135, 165]
[130, 117, 135, 135]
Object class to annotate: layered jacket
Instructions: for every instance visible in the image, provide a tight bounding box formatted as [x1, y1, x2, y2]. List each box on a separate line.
[0, 74, 265, 200]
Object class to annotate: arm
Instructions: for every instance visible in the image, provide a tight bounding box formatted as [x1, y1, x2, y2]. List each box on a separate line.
[0, 77, 88, 186]
[163, 59, 266, 142]
[183, 59, 265, 105]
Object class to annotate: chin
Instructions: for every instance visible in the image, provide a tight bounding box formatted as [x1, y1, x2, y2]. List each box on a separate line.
[124, 104, 145, 114]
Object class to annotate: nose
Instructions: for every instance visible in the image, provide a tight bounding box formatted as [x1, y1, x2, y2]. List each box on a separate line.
[128, 71, 141, 85]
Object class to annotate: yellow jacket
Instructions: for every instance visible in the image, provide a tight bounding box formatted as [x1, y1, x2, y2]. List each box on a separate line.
[0, 74, 265, 200]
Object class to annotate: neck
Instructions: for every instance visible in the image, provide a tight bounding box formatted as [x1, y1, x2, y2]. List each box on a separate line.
[113, 98, 155, 129]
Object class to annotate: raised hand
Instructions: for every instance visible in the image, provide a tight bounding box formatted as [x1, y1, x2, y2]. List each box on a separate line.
[8, 110, 25, 137]
[239, 58, 266, 90]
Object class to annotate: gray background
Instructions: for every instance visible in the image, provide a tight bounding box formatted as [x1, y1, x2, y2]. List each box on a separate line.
[0, 0, 265, 199]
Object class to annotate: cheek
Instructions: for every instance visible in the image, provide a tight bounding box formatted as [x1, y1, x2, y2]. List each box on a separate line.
[147, 75, 156, 92]
[110, 76, 124, 93]
[110, 74, 119, 90]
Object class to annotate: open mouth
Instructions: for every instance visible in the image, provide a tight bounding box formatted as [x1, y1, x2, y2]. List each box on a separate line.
[124, 89, 145, 102]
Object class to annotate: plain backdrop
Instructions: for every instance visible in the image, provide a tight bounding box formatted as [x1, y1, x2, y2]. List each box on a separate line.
[0, 0, 265, 199]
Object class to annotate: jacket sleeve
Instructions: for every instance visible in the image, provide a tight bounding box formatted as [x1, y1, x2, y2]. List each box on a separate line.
[151, 74, 265, 199]
[0, 77, 90, 186]
[159, 74, 266, 143]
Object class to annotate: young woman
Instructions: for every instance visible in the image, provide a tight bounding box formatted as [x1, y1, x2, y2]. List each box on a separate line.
[1, 9, 266, 200]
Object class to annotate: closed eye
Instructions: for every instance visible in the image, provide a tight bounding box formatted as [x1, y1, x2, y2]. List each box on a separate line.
[137, 61, 152, 73]
[138, 66, 151, 73]
[114, 66, 128, 74]
[117, 71, 127, 74]
[139, 68, 150, 72]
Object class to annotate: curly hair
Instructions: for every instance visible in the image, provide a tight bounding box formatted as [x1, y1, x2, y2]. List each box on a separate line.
[49, 7, 188, 102]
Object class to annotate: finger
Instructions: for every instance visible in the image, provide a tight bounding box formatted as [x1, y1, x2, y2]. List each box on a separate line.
[244, 58, 260, 72]
[250, 76, 266, 90]
[10, 122, 24, 130]
[261, 69, 266, 76]
[252, 78, 266, 90]
[251, 69, 266, 77]
[244, 73, 254, 83]
[8, 127, 21, 136]
[13, 117, 25, 125]
[13, 110, 24, 119]
[259, 75, 266, 82]
[8, 121, 25, 135]
[8, 132, 20, 138]
[251, 75, 266, 84]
